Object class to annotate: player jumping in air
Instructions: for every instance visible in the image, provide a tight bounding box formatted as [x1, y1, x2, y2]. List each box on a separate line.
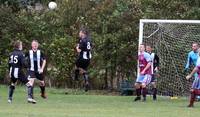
[134, 44, 152, 101]
[186, 48, 200, 107]
[25, 40, 47, 103]
[8, 40, 30, 103]
[74, 29, 92, 92]
[146, 45, 159, 101]
[185, 42, 200, 101]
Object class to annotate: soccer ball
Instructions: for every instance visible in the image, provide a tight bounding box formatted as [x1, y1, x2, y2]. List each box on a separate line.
[48, 1, 57, 10]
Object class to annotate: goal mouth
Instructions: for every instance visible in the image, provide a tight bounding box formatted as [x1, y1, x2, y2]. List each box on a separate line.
[138, 19, 200, 96]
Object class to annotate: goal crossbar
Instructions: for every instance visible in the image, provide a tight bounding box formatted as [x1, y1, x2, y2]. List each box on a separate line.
[139, 19, 200, 45]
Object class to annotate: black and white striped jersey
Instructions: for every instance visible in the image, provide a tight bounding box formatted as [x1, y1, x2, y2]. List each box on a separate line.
[8, 49, 25, 78]
[25, 50, 46, 72]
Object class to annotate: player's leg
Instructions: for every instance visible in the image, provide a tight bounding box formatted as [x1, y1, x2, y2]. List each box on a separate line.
[80, 68, 89, 92]
[188, 89, 195, 107]
[151, 82, 157, 100]
[188, 78, 200, 107]
[80, 59, 90, 92]
[36, 73, 47, 99]
[134, 75, 144, 101]
[150, 74, 157, 100]
[8, 77, 17, 103]
[74, 59, 81, 81]
[141, 74, 152, 101]
[194, 74, 200, 101]
[27, 71, 36, 103]
[134, 82, 142, 101]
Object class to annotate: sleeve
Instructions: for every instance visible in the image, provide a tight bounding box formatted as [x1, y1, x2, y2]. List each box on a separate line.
[41, 51, 46, 61]
[78, 40, 83, 50]
[196, 58, 200, 67]
[154, 54, 160, 67]
[21, 53, 24, 65]
[8, 54, 11, 70]
[144, 53, 152, 63]
[185, 52, 191, 70]
[25, 51, 29, 58]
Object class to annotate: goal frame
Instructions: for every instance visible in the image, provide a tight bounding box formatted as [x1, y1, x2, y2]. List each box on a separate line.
[139, 19, 200, 46]
[137, 19, 200, 93]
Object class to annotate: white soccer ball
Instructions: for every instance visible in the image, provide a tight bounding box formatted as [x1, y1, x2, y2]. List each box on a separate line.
[48, 2, 57, 10]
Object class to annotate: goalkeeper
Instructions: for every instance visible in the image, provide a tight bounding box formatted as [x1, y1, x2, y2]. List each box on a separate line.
[185, 42, 200, 101]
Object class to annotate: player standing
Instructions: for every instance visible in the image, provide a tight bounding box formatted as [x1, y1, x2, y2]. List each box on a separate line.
[74, 29, 92, 92]
[186, 48, 200, 107]
[134, 44, 152, 101]
[8, 40, 29, 103]
[25, 40, 47, 103]
[146, 45, 159, 101]
[185, 42, 200, 101]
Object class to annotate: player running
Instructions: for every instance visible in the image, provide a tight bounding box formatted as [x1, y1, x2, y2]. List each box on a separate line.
[74, 29, 92, 92]
[146, 45, 159, 101]
[134, 44, 152, 101]
[25, 40, 47, 103]
[186, 48, 200, 107]
[8, 40, 29, 103]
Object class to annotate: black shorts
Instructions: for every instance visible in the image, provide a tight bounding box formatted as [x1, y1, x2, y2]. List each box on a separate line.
[76, 58, 90, 70]
[10, 72, 28, 84]
[28, 71, 44, 81]
[151, 74, 157, 82]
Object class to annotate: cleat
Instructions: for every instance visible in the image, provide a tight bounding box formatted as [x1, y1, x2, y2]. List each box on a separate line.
[28, 98, 37, 104]
[41, 93, 47, 99]
[85, 84, 89, 92]
[142, 97, 146, 102]
[187, 104, 194, 108]
[134, 97, 141, 101]
[8, 99, 12, 103]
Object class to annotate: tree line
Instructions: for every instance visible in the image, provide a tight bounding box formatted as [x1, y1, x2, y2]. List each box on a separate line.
[0, 0, 200, 90]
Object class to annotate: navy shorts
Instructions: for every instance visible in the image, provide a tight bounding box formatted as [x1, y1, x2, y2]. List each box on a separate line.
[28, 71, 44, 81]
[151, 74, 157, 82]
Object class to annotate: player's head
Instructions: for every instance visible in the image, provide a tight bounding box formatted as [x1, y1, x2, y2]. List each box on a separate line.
[192, 42, 199, 52]
[79, 28, 88, 39]
[14, 40, 22, 50]
[146, 44, 152, 53]
[139, 44, 145, 52]
[31, 40, 39, 51]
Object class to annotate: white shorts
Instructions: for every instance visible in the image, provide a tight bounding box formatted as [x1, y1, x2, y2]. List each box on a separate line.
[136, 74, 152, 85]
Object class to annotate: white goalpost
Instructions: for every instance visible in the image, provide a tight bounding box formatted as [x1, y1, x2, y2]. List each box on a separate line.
[138, 19, 200, 96]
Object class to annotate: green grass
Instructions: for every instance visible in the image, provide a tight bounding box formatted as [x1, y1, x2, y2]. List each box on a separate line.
[0, 85, 200, 117]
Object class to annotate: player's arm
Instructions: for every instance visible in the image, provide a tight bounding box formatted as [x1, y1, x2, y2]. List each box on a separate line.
[8, 54, 11, 70]
[39, 52, 46, 74]
[20, 53, 26, 67]
[41, 59, 46, 72]
[141, 53, 152, 74]
[154, 54, 160, 72]
[76, 44, 81, 53]
[185, 53, 191, 70]
[141, 62, 151, 75]
[186, 57, 200, 80]
[186, 67, 198, 80]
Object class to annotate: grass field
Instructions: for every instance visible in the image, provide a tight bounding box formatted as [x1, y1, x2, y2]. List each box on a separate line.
[0, 85, 200, 117]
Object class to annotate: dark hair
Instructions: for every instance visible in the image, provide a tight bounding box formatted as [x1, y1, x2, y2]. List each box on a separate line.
[140, 43, 145, 46]
[80, 28, 89, 36]
[14, 40, 22, 49]
[146, 44, 152, 48]
[192, 42, 198, 46]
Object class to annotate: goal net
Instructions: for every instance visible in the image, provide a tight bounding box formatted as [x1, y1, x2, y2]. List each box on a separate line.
[138, 19, 200, 96]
